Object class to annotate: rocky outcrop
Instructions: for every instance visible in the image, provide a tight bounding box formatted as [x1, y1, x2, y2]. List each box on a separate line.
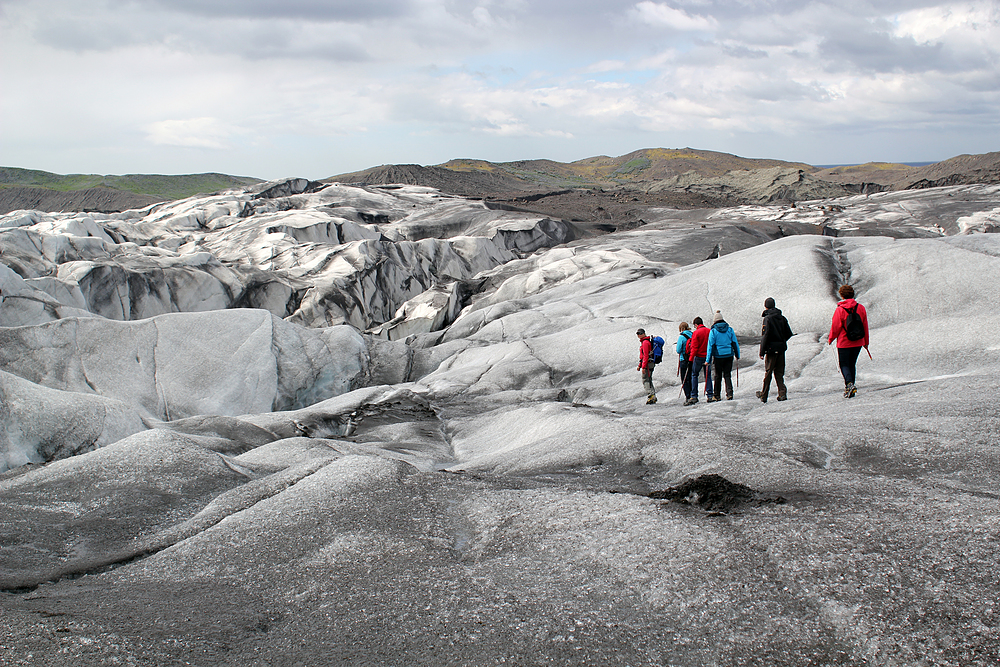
[643, 167, 853, 204]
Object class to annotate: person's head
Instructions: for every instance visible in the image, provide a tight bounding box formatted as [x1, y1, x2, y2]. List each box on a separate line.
[635, 328, 646, 338]
[839, 285, 855, 300]
[678, 322, 689, 332]
[692, 317, 703, 326]
[712, 310, 724, 324]
[764, 297, 775, 309]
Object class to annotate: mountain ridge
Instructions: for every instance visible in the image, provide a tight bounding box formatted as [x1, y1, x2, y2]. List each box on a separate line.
[326, 149, 1000, 228]
[3, 149, 999, 217]
[0, 168, 262, 214]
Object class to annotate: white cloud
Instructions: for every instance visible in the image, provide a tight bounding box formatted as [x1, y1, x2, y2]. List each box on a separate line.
[1, 0, 997, 177]
[631, 1, 718, 32]
[145, 118, 238, 150]
[585, 60, 629, 73]
[893, 1, 1000, 43]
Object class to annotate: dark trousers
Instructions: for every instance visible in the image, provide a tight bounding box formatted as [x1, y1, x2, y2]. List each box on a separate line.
[837, 346, 862, 386]
[761, 351, 786, 399]
[712, 357, 735, 399]
[690, 357, 712, 398]
[678, 359, 692, 398]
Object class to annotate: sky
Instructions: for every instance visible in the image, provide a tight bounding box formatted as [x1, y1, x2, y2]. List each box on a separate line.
[2, 0, 999, 180]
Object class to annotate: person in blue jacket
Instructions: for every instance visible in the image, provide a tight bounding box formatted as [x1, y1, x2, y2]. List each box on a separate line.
[705, 310, 740, 402]
[675, 322, 694, 402]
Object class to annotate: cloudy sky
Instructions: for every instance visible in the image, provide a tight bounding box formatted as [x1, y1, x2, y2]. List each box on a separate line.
[2, 0, 998, 179]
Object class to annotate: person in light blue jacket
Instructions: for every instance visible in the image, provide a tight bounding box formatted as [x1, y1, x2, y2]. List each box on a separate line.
[705, 310, 740, 401]
[675, 322, 694, 402]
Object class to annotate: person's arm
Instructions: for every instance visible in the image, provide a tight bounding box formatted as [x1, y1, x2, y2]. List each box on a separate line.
[828, 307, 841, 345]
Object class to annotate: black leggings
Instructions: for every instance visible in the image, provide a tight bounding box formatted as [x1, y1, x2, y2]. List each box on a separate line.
[712, 357, 734, 398]
[837, 346, 863, 386]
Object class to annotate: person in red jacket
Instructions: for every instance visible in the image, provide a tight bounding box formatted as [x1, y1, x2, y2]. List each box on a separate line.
[684, 317, 713, 405]
[636, 328, 657, 404]
[828, 284, 870, 398]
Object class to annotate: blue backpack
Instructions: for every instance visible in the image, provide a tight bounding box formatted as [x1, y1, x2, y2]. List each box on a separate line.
[650, 336, 665, 364]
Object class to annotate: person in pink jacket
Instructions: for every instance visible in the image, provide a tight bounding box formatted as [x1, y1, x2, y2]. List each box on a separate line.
[636, 328, 657, 404]
[828, 284, 869, 398]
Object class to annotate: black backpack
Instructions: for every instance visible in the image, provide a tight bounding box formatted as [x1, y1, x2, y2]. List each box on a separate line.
[775, 315, 793, 342]
[842, 305, 865, 341]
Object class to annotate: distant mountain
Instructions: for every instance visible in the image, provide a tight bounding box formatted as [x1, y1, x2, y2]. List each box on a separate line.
[326, 149, 835, 226]
[326, 149, 1000, 229]
[0, 168, 262, 214]
[4, 149, 999, 220]
[325, 163, 537, 197]
[329, 148, 815, 195]
[812, 152, 1000, 190]
[493, 147, 815, 183]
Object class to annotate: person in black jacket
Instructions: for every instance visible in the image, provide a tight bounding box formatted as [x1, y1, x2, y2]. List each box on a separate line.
[756, 297, 793, 403]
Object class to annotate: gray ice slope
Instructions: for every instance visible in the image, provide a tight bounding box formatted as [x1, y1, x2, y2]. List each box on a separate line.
[1, 183, 999, 666]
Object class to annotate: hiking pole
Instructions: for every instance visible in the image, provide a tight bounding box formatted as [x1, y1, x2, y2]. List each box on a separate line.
[678, 365, 691, 399]
[736, 360, 739, 388]
[865, 346, 872, 360]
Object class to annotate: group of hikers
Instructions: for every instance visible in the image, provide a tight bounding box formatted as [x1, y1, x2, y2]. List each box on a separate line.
[636, 285, 870, 405]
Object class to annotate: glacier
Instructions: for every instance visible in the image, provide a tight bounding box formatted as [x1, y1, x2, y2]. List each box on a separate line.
[1, 179, 999, 666]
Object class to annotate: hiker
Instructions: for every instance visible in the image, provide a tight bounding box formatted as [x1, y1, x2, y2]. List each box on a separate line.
[827, 285, 869, 398]
[705, 310, 739, 401]
[636, 328, 657, 404]
[684, 317, 713, 405]
[757, 297, 793, 403]
[676, 322, 693, 402]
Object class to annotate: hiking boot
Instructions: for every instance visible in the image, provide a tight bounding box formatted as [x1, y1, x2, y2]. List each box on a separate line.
[684, 397, 699, 406]
[706, 396, 720, 403]
[844, 382, 855, 398]
[646, 395, 657, 404]
[726, 394, 733, 400]
[776, 394, 787, 402]
[756, 390, 767, 403]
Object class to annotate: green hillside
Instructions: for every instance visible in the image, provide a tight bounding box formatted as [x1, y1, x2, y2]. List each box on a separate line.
[0, 167, 262, 200]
